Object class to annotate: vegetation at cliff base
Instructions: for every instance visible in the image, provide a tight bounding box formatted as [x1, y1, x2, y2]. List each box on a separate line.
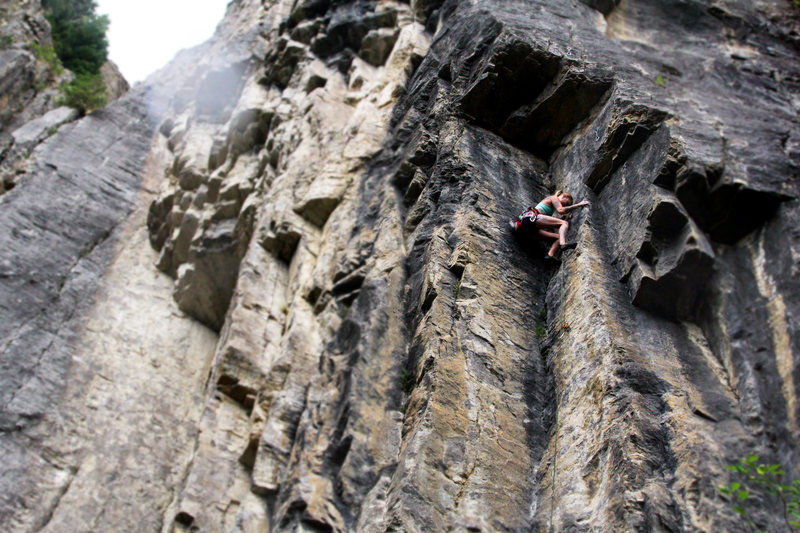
[41, 0, 109, 114]
[58, 73, 107, 115]
[719, 454, 800, 532]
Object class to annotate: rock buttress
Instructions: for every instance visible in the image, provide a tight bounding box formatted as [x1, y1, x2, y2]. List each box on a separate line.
[160, 0, 796, 530]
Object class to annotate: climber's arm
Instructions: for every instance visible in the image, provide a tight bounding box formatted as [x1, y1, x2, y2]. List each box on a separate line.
[556, 200, 590, 215]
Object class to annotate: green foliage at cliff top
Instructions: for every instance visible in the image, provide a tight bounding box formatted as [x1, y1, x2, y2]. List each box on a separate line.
[41, 0, 108, 76]
[41, 0, 109, 114]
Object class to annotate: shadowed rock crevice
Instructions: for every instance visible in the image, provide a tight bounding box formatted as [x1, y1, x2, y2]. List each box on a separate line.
[458, 39, 562, 130]
[584, 103, 669, 194]
[678, 178, 789, 244]
[651, 136, 793, 245]
[498, 67, 613, 157]
[455, 29, 617, 160]
[579, 0, 621, 16]
[260, 217, 304, 263]
[628, 195, 715, 322]
[457, 43, 614, 159]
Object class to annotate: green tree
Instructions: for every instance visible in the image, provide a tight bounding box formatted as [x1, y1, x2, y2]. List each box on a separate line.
[40, 0, 110, 113]
[41, 0, 109, 75]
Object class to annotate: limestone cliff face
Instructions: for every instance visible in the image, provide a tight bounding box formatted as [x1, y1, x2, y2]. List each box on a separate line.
[1, 0, 799, 531]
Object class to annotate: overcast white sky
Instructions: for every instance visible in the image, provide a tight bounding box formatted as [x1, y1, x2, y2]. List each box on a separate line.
[96, 0, 231, 83]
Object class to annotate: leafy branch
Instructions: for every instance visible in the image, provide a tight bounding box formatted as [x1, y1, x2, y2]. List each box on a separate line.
[719, 454, 800, 532]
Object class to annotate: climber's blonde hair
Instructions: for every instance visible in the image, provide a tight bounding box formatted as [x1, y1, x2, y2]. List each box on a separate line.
[555, 190, 573, 205]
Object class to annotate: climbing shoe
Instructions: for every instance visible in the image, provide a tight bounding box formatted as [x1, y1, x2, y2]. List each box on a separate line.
[560, 242, 578, 250]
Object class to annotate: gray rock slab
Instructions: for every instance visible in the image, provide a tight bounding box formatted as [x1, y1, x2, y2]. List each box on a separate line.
[10, 106, 78, 151]
[0, 93, 155, 431]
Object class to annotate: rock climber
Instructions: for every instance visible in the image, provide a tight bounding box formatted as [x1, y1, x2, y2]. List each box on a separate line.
[510, 190, 590, 259]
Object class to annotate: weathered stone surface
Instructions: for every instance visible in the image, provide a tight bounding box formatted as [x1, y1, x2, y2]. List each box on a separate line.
[0, 106, 79, 191]
[359, 27, 400, 66]
[0, 94, 155, 431]
[10, 106, 78, 151]
[0, 1, 66, 139]
[1, 0, 799, 531]
[0, 84, 219, 531]
[100, 59, 130, 100]
[0, 1, 78, 195]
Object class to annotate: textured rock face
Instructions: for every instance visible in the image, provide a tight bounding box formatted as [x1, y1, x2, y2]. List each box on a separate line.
[0, 1, 130, 194]
[0, 0, 68, 194]
[1, 0, 799, 532]
[0, 81, 218, 532]
[0, 0, 65, 139]
[101, 59, 131, 101]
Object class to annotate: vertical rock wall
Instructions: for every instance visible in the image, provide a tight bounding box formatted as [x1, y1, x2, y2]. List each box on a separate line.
[1, 0, 798, 531]
[0, 83, 219, 532]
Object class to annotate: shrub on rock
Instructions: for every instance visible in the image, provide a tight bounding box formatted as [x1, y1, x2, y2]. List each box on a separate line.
[58, 73, 107, 116]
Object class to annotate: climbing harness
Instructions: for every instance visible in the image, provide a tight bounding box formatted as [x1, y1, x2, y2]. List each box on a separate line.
[513, 206, 540, 231]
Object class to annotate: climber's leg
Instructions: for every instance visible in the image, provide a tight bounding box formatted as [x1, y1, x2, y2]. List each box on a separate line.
[535, 216, 569, 247]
